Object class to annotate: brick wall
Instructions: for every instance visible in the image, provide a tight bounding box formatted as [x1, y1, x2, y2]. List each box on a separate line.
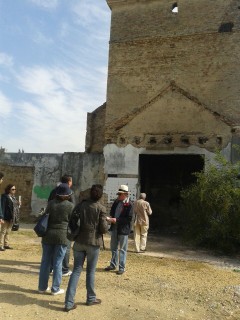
[105, 0, 240, 150]
[0, 164, 34, 218]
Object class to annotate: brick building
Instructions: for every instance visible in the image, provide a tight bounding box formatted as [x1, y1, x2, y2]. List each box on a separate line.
[86, 0, 240, 231]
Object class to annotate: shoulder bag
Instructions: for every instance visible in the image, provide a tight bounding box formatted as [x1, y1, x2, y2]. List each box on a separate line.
[34, 212, 49, 237]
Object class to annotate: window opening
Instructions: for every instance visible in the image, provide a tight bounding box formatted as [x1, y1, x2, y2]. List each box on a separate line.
[218, 22, 234, 33]
[172, 2, 178, 13]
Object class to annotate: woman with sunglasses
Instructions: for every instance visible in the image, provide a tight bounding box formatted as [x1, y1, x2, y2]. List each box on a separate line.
[0, 184, 20, 251]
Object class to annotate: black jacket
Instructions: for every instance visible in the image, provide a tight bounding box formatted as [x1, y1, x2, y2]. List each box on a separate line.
[109, 199, 133, 235]
[1, 193, 13, 221]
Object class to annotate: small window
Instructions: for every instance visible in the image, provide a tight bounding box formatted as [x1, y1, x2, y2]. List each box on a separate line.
[218, 22, 234, 33]
[172, 2, 178, 13]
[198, 137, 208, 145]
[216, 136, 222, 145]
[149, 137, 157, 145]
[163, 136, 173, 144]
[181, 136, 189, 144]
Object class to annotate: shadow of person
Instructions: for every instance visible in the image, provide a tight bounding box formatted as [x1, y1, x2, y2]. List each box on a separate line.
[0, 292, 64, 311]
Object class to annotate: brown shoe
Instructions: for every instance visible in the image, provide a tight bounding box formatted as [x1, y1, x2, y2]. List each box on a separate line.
[86, 298, 101, 306]
[0, 247, 5, 251]
[4, 246, 13, 250]
[64, 304, 77, 312]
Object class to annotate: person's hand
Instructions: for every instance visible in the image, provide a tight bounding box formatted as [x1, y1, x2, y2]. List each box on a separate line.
[106, 217, 117, 224]
[0, 219, 4, 224]
[110, 217, 117, 224]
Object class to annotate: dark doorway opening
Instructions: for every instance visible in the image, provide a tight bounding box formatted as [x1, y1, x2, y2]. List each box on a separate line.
[139, 154, 204, 234]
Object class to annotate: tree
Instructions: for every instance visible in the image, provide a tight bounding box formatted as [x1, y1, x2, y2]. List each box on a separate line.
[181, 152, 240, 253]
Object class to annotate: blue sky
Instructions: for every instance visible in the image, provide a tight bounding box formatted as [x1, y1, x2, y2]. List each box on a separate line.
[0, 0, 111, 153]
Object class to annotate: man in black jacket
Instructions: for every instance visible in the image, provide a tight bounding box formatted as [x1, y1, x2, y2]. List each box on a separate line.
[105, 185, 133, 275]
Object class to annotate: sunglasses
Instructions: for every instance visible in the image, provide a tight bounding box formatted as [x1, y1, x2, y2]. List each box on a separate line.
[11, 188, 16, 191]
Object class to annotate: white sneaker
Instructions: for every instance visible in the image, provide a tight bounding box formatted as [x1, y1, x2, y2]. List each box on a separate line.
[51, 288, 64, 295]
[38, 287, 50, 294]
[62, 271, 72, 277]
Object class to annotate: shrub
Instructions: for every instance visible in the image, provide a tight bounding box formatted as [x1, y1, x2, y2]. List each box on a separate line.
[181, 152, 240, 253]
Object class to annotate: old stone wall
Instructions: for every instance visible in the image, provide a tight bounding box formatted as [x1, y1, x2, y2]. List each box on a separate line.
[105, 0, 240, 151]
[85, 103, 106, 153]
[0, 152, 104, 218]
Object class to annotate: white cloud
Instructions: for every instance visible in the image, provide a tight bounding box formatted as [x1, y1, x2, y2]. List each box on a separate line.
[17, 66, 75, 96]
[0, 52, 13, 67]
[72, 1, 110, 27]
[0, 91, 12, 118]
[29, 0, 59, 9]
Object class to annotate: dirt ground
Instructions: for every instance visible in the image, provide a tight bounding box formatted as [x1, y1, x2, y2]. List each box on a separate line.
[1, 226, 240, 320]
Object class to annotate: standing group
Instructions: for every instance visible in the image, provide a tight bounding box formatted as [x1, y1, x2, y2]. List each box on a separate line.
[37, 179, 152, 312]
[37, 178, 109, 312]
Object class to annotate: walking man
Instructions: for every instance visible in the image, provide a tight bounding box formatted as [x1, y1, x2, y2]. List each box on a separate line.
[133, 193, 152, 252]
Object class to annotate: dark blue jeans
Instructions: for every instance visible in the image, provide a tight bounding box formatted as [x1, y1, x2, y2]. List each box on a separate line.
[38, 243, 67, 293]
[65, 244, 100, 309]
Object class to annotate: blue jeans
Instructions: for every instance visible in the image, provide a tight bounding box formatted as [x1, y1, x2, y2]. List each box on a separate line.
[62, 240, 71, 273]
[50, 240, 71, 273]
[38, 243, 67, 293]
[65, 244, 100, 309]
[110, 228, 128, 271]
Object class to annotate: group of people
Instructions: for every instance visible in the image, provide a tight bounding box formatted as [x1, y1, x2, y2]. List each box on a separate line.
[38, 180, 109, 312]
[0, 171, 152, 312]
[0, 172, 21, 251]
[38, 178, 152, 312]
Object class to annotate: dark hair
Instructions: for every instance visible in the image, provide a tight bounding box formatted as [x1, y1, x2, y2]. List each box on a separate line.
[61, 174, 72, 184]
[0, 172, 4, 179]
[90, 184, 103, 201]
[5, 184, 14, 194]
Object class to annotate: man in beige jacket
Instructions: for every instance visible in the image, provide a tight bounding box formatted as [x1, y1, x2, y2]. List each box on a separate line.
[133, 193, 152, 252]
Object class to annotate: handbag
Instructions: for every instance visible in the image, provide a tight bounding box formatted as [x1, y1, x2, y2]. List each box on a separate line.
[12, 223, 20, 231]
[34, 212, 49, 237]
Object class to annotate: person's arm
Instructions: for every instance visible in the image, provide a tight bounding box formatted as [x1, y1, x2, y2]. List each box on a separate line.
[98, 211, 109, 234]
[48, 188, 56, 202]
[146, 202, 152, 215]
[69, 193, 76, 206]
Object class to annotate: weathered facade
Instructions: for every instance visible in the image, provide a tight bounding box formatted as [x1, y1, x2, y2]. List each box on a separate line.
[86, 0, 240, 230]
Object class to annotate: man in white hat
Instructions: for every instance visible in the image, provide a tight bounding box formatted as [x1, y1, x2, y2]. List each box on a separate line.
[105, 185, 133, 275]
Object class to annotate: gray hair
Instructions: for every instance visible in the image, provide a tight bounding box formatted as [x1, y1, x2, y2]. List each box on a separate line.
[139, 193, 146, 200]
